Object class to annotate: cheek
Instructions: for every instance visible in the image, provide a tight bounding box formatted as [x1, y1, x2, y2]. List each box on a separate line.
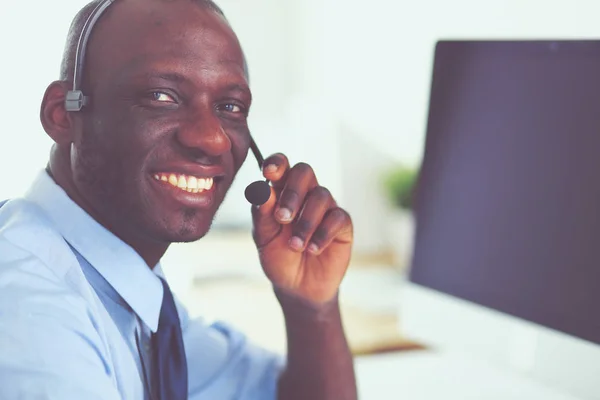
[72, 128, 122, 205]
[76, 114, 148, 193]
[105, 113, 166, 168]
[230, 131, 251, 172]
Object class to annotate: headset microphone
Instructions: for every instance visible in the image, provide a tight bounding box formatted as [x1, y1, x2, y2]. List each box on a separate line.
[245, 138, 271, 206]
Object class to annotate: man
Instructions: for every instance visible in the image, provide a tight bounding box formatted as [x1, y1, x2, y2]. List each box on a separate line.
[0, 0, 357, 399]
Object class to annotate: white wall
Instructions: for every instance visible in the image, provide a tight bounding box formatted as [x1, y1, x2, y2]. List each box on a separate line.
[2, 0, 600, 250]
[0, 2, 78, 200]
[317, 0, 600, 164]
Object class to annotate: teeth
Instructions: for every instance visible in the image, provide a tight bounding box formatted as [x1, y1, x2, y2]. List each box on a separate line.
[154, 173, 215, 193]
[188, 176, 198, 190]
[177, 175, 187, 189]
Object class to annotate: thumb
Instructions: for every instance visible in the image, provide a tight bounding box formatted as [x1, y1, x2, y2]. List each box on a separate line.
[251, 186, 282, 246]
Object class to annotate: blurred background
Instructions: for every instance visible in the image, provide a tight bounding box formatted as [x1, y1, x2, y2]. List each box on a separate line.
[2, 1, 600, 399]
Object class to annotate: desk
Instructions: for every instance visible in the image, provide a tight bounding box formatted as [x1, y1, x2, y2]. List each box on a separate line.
[354, 351, 585, 400]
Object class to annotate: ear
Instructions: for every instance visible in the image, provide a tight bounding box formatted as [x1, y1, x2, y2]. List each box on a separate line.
[40, 81, 77, 145]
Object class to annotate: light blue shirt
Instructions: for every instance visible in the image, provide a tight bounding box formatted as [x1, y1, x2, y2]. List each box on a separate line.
[0, 171, 285, 400]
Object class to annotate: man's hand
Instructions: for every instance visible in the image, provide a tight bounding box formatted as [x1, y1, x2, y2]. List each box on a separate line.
[251, 153, 353, 304]
[251, 153, 358, 400]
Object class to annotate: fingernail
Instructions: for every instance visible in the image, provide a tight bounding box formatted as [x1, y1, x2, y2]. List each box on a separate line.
[264, 164, 278, 173]
[290, 236, 304, 251]
[276, 208, 292, 222]
[307, 243, 319, 254]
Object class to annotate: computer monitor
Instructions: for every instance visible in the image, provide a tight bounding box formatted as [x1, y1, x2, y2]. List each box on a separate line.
[401, 40, 600, 399]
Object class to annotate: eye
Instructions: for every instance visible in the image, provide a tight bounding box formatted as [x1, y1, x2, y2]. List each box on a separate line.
[150, 91, 176, 103]
[220, 103, 244, 113]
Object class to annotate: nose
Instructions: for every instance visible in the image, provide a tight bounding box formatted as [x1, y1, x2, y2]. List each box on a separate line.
[176, 111, 231, 158]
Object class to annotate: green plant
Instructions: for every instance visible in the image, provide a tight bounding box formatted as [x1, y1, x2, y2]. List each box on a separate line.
[382, 166, 418, 210]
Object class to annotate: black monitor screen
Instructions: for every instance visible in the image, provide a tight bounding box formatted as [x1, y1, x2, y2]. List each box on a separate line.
[411, 40, 600, 345]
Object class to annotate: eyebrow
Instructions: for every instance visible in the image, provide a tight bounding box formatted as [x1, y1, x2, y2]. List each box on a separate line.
[145, 72, 187, 83]
[223, 83, 252, 99]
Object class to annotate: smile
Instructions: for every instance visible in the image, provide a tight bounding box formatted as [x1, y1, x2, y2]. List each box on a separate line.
[153, 173, 215, 194]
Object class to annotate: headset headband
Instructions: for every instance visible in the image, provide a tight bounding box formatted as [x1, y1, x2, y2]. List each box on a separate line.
[65, 0, 117, 112]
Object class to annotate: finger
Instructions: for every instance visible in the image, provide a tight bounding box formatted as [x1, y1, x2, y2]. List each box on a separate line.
[275, 162, 318, 224]
[305, 207, 353, 256]
[251, 186, 281, 247]
[288, 186, 333, 252]
[261, 153, 290, 189]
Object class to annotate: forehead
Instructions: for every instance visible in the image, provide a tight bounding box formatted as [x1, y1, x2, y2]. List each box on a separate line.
[86, 0, 247, 87]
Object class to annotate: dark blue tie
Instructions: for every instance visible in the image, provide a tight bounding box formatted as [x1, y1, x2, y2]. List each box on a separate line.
[152, 278, 188, 400]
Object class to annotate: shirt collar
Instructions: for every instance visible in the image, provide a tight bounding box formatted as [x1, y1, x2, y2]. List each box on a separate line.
[24, 170, 164, 332]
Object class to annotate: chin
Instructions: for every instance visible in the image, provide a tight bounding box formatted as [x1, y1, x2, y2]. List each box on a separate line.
[153, 211, 215, 244]
[171, 226, 211, 243]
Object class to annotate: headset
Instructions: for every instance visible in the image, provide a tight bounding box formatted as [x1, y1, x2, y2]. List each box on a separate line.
[64, 0, 272, 205]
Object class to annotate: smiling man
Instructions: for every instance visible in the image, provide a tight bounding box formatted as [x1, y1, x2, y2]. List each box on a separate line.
[0, 1, 357, 399]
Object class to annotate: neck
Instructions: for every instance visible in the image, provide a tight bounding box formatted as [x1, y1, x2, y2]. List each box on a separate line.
[47, 145, 169, 268]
